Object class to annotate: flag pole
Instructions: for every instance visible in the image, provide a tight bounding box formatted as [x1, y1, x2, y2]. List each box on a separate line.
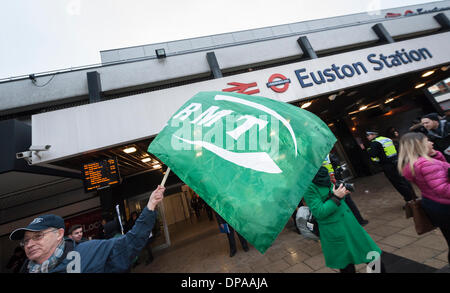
[115, 204, 124, 235]
[161, 167, 171, 187]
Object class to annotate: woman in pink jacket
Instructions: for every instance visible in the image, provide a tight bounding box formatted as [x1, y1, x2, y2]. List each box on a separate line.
[398, 132, 450, 264]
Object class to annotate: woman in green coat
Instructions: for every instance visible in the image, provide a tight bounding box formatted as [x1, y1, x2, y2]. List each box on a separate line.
[303, 166, 385, 273]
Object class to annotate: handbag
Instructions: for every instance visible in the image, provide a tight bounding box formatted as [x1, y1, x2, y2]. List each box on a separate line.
[405, 199, 435, 235]
[302, 191, 336, 239]
[295, 206, 319, 240]
[306, 214, 320, 237]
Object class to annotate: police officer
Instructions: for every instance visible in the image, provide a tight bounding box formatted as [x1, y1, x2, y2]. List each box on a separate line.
[366, 130, 416, 202]
[322, 154, 369, 226]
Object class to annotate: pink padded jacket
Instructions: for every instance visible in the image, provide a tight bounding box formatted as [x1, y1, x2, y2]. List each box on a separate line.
[402, 151, 450, 205]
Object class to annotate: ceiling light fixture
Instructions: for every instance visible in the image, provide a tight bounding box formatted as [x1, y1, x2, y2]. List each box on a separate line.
[421, 70, 435, 77]
[123, 147, 137, 154]
[415, 83, 426, 89]
[301, 102, 312, 108]
[155, 48, 166, 59]
[141, 158, 151, 163]
[153, 164, 161, 169]
[385, 98, 394, 103]
[359, 105, 368, 111]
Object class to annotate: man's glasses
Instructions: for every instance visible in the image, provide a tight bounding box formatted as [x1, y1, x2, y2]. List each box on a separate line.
[20, 229, 57, 247]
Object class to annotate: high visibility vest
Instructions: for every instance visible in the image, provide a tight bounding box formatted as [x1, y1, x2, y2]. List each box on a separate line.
[322, 154, 334, 174]
[370, 136, 397, 162]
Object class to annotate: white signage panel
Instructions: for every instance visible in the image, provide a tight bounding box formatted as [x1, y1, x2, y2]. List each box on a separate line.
[32, 32, 450, 164]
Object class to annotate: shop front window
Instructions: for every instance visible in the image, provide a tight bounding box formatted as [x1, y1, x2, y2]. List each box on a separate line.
[427, 77, 450, 110]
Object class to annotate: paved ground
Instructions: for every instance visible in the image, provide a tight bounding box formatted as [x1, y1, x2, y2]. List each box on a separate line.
[133, 173, 449, 273]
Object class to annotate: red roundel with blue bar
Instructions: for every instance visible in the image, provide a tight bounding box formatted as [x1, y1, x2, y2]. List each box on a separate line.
[266, 74, 291, 93]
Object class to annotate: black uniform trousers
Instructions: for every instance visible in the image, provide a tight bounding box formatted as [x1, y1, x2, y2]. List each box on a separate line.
[381, 163, 416, 202]
[227, 225, 249, 253]
[344, 195, 366, 224]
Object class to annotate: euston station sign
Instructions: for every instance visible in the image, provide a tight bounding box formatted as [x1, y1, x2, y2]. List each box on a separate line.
[295, 48, 432, 88]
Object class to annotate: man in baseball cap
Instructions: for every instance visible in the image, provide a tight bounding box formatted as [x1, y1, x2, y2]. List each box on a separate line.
[9, 186, 165, 273]
[10, 215, 66, 272]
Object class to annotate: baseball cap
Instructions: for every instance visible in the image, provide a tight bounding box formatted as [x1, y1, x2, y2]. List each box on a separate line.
[9, 214, 65, 241]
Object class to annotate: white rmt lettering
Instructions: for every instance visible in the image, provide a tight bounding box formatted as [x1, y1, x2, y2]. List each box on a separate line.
[227, 115, 268, 140]
[66, 251, 81, 273]
[173, 103, 202, 121]
[191, 106, 234, 127]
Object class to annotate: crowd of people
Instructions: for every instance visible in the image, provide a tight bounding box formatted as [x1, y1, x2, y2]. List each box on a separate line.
[5, 112, 450, 274]
[292, 111, 449, 273]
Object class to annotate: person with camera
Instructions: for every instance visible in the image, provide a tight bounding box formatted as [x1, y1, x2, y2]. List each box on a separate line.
[398, 132, 450, 264]
[366, 130, 416, 202]
[303, 166, 385, 273]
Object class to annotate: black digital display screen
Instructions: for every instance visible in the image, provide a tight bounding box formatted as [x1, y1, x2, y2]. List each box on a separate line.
[82, 158, 120, 192]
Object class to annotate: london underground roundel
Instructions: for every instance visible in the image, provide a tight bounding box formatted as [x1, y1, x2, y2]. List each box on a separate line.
[266, 74, 291, 93]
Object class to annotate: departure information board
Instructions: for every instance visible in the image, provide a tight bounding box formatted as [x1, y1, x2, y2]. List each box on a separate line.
[82, 158, 120, 192]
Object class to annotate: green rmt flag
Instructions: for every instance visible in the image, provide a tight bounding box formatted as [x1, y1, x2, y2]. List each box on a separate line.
[148, 91, 336, 253]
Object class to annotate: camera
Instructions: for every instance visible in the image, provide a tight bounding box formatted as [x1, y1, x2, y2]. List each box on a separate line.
[29, 145, 51, 151]
[16, 151, 32, 159]
[335, 180, 355, 192]
[16, 145, 51, 165]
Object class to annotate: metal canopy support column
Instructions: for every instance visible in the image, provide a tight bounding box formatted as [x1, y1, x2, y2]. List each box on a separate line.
[87, 71, 103, 103]
[434, 13, 450, 31]
[371, 23, 395, 44]
[297, 36, 317, 59]
[422, 88, 444, 116]
[206, 52, 223, 79]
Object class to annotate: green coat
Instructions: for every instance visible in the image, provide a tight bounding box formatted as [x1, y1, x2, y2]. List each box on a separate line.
[303, 182, 381, 269]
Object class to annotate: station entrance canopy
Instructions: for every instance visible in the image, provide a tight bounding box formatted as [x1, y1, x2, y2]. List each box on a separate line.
[31, 32, 450, 166]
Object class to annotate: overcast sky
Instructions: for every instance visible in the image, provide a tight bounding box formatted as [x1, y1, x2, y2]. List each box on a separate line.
[0, 0, 444, 79]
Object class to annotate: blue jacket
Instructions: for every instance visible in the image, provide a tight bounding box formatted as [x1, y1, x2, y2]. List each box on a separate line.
[22, 207, 156, 273]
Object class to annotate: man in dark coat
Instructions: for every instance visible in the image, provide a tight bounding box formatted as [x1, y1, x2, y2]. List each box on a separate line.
[421, 113, 450, 162]
[67, 225, 88, 244]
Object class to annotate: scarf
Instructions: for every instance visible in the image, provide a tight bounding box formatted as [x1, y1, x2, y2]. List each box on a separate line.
[312, 166, 332, 188]
[28, 240, 65, 273]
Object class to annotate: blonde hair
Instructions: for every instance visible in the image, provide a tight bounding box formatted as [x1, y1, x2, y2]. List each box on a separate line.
[397, 132, 431, 176]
